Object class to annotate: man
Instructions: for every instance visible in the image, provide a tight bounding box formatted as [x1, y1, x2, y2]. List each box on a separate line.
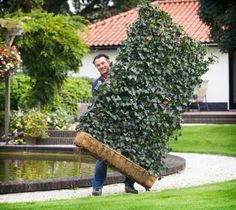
[91, 54, 138, 196]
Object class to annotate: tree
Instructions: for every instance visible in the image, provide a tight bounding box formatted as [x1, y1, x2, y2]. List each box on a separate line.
[43, 0, 70, 14]
[0, 0, 153, 22]
[0, 0, 44, 16]
[77, 3, 214, 175]
[9, 11, 89, 107]
[73, 0, 148, 22]
[199, 0, 236, 52]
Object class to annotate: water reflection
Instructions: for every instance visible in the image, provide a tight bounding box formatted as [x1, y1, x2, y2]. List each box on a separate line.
[0, 151, 100, 182]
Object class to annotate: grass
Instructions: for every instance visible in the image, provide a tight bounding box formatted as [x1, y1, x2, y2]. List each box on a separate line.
[1, 124, 236, 209]
[169, 124, 236, 156]
[1, 179, 236, 210]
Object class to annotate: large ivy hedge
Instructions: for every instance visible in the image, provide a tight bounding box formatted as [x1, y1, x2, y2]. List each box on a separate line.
[77, 3, 214, 176]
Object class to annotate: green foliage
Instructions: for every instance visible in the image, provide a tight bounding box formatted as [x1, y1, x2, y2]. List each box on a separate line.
[9, 109, 25, 131]
[0, 74, 92, 116]
[10, 74, 32, 110]
[0, 110, 4, 126]
[0, 74, 34, 110]
[0, 0, 147, 22]
[74, 0, 147, 22]
[199, 0, 236, 52]
[77, 3, 214, 175]
[43, 77, 92, 115]
[24, 110, 48, 138]
[6, 11, 89, 105]
[10, 109, 48, 138]
[45, 108, 75, 130]
[0, 0, 44, 16]
[0, 0, 70, 17]
[6, 74, 92, 131]
[10, 108, 75, 135]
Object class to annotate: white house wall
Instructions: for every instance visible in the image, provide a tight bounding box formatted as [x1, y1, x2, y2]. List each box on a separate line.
[79, 47, 229, 106]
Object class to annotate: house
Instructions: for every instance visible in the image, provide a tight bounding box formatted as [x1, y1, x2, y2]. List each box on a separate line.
[78, 0, 236, 111]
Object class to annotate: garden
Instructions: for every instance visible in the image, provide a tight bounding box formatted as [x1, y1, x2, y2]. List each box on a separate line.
[0, 1, 236, 209]
[0, 13, 92, 144]
[1, 124, 236, 209]
[0, 74, 92, 144]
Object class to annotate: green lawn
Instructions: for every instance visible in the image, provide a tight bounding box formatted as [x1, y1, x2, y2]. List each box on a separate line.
[169, 124, 236, 156]
[1, 179, 236, 210]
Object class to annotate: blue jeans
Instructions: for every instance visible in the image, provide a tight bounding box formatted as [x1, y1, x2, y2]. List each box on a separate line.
[92, 160, 135, 188]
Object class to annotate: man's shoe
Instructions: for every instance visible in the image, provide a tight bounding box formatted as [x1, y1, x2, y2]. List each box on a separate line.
[92, 188, 102, 196]
[125, 186, 138, 194]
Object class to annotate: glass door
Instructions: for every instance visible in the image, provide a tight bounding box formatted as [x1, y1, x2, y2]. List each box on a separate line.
[229, 51, 236, 109]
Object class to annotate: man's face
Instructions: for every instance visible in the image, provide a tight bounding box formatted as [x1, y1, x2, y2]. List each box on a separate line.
[94, 57, 110, 76]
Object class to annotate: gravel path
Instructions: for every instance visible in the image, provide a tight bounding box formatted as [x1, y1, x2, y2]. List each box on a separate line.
[1, 152, 236, 203]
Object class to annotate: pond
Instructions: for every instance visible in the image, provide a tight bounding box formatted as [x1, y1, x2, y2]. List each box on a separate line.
[0, 151, 112, 182]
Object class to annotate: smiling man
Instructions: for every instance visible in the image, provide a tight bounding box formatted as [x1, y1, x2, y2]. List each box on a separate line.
[92, 54, 110, 95]
[91, 54, 138, 196]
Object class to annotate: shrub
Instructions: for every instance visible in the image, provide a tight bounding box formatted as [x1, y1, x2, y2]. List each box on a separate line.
[45, 108, 75, 130]
[10, 107, 75, 138]
[43, 77, 92, 115]
[10, 109, 48, 138]
[24, 110, 48, 138]
[0, 74, 92, 117]
[9, 109, 25, 131]
[0, 74, 32, 110]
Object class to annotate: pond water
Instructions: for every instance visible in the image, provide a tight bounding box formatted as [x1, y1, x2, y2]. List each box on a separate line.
[0, 151, 109, 182]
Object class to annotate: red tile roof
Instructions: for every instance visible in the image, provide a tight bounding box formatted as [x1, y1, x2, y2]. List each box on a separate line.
[82, 0, 211, 47]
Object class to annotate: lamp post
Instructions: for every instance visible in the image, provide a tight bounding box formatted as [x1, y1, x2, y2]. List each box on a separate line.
[0, 20, 24, 144]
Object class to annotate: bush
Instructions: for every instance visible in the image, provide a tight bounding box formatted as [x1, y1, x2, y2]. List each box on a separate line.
[43, 77, 92, 115]
[10, 109, 48, 138]
[24, 110, 48, 138]
[45, 108, 75, 130]
[0, 74, 92, 117]
[10, 108, 75, 138]
[0, 74, 32, 110]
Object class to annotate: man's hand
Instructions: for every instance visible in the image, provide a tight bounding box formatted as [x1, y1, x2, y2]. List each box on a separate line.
[161, 97, 170, 105]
